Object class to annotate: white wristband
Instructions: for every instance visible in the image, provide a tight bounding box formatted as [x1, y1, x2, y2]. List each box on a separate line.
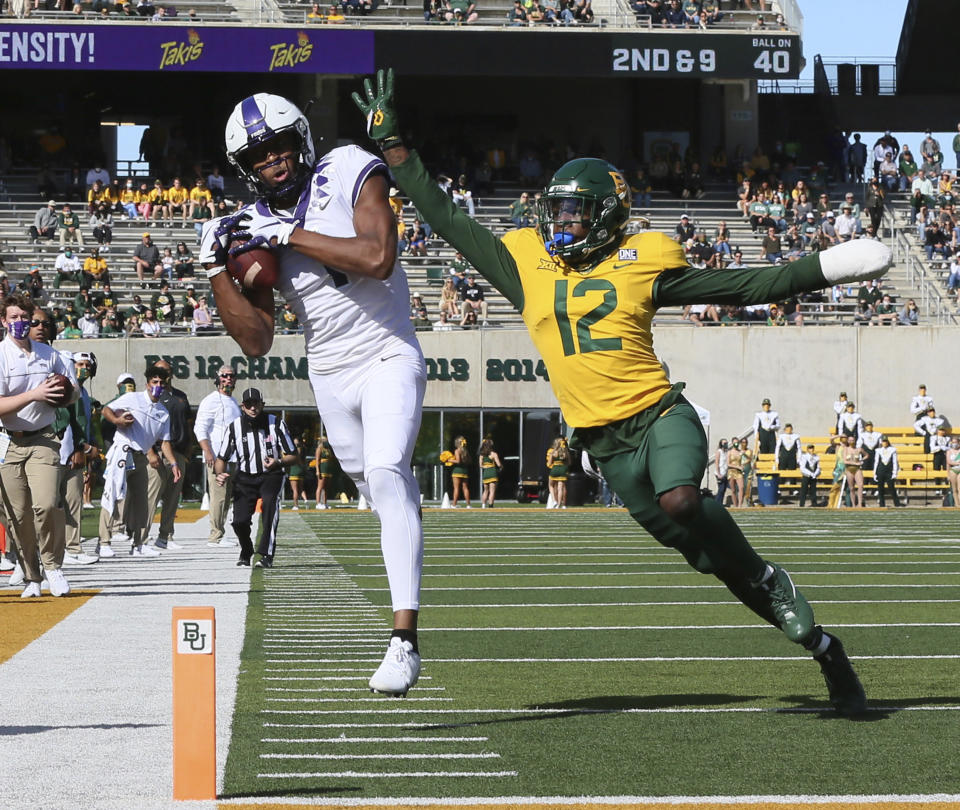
[207, 265, 227, 279]
[818, 239, 893, 284]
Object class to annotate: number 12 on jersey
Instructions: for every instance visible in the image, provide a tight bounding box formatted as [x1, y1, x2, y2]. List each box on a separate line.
[554, 278, 623, 356]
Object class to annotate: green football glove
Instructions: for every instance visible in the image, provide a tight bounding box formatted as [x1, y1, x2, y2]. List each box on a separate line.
[351, 68, 403, 152]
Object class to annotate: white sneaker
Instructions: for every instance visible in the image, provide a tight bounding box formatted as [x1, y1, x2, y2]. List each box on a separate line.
[9, 563, 25, 586]
[63, 552, 99, 565]
[368, 637, 421, 697]
[0, 556, 14, 572]
[20, 581, 42, 599]
[46, 568, 70, 597]
[109, 532, 129, 545]
[82, 502, 95, 509]
[154, 539, 183, 550]
[98, 544, 116, 558]
[130, 544, 162, 557]
[315, 503, 327, 510]
[292, 505, 299, 511]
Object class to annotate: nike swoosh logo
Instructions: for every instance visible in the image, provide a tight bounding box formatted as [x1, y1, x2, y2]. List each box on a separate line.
[380, 354, 401, 362]
[613, 262, 633, 269]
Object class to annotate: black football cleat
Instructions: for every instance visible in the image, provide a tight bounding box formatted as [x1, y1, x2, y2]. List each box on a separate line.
[815, 633, 868, 717]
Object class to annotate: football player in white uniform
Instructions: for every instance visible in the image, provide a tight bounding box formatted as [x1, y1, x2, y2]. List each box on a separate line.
[200, 93, 426, 697]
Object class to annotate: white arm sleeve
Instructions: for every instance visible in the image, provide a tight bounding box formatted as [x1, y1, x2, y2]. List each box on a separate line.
[819, 239, 893, 284]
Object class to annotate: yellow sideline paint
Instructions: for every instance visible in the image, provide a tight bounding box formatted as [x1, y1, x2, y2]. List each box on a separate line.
[0, 589, 98, 664]
[220, 799, 960, 810]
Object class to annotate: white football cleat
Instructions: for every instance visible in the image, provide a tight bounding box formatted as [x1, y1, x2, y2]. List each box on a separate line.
[369, 636, 420, 697]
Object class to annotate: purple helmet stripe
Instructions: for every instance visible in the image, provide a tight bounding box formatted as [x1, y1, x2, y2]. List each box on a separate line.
[240, 96, 273, 141]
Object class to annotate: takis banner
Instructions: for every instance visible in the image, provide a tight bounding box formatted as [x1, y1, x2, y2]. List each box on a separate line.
[0, 24, 373, 72]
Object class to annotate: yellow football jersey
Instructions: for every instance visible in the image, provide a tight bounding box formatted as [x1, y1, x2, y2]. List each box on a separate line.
[168, 187, 189, 205]
[500, 229, 685, 428]
[190, 187, 212, 203]
[148, 188, 167, 204]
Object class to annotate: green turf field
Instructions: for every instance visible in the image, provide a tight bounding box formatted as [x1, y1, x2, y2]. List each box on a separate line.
[222, 508, 960, 801]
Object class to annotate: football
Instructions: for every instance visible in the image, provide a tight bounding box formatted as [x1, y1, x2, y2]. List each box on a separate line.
[227, 247, 280, 290]
[45, 372, 73, 407]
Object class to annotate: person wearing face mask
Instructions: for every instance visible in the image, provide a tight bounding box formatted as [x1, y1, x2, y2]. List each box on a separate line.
[0, 293, 79, 598]
[118, 178, 139, 220]
[53, 246, 82, 289]
[98, 364, 181, 557]
[96, 372, 137, 550]
[194, 365, 241, 547]
[144, 359, 192, 551]
[56, 351, 100, 565]
[214, 388, 296, 568]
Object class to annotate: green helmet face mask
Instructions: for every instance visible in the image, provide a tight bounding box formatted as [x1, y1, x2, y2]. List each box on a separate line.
[538, 158, 632, 266]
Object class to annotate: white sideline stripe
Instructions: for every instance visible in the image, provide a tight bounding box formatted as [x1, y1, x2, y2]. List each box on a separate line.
[337, 551, 960, 560]
[209, 791, 960, 804]
[395, 571, 960, 578]
[260, 705, 960, 716]
[256, 770, 518, 779]
[263, 654, 960, 665]
[400, 583, 960, 591]
[260, 752, 500, 760]
[263, 722, 455, 729]
[358, 558, 960, 568]
[262, 622, 960, 634]
[266, 697, 454, 703]
[261, 736, 488, 743]
[265, 687, 446, 693]
[421, 599, 960, 607]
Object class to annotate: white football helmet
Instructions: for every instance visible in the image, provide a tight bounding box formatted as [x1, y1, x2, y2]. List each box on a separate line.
[224, 93, 316, 201]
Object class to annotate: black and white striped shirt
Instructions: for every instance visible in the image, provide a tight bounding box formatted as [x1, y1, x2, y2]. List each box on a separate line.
[217, 413, 294, 475]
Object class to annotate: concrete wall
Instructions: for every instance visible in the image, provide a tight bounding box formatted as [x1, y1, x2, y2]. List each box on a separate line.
[72, 326, 956, 448]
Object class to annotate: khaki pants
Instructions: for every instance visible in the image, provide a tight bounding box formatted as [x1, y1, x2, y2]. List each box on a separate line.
[206, 463, 232, 541]
[98, 499, 126, 544]
[0, 429, 65, 583]
[59, 465, 85, 556]
[146, 450, 187, 541]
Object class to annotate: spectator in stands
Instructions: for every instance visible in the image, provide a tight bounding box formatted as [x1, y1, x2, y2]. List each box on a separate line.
[946, 250, 960, 295]
[898, 148, 918, 191]
[793, 192, 812, 223]
[460, 275, 488, 327]
[727, 249, 747, 269]
[306, 2, 323, 18]
[681, 162, 705, 199]
[736, 178, 754, 218]
[689, 233, 714, 267]
[835, 205, 858, 242]
[507, 0, 527, 23]
[86, 163, 110, 189]
[133, 232, 163, 286]
[920, 131, 943, 176]
[166, 177, 189, 224]
[58, 204, 84, 249]
[79, 308, 100, 339]
[444, 0, 477, 22]
[206, 166, 226, 204]
[864, 179, 885, 235]
[327, 4, 346, 21]
[783, 224, 805, 260]
[29, 200, 59, 244]
[875, 294, 898, 326]
[406, 220, 428, 257]
[277, 301, 298, 334]
[661, 0, 683, 27]
[189, 177, 215, 220]
[674, 213, 694, 245]
[89, 202, 113, 251]
[688, 303, 720, 326]
[878, 153, 898, 192]
[82, 247, 109, 289]
[125, 314, 142, 337]
[140, 308, 162, 337]
[439, 278, 460, 319]
[161, 247, 176, 281]
[148, 179, 168, 222]
[924, 221, 950, 262]
[174, 241, 195, 281]
[152, 280, 177, 325]
[193, 296, 215, 333]
[847, 133, 867, 183]
[572, 0, 592, 22]
[759, 226, 782, 264]
[871, 138, 888, 180]
[856, 279, 882, 314]
[814, 192, 831, 220]
[127, 294, 148, 322]
[912, 169, 935, 207]
[747, 194, 774, 233]
[821, 212, 840, 246]
[451, 175, 476, 216]
[179, 285, 197, 327]
[53, 248, 82, 289]
[915, 204, 934, 241]
[87, 179, 107, 215]
[509, 193, 534, 227]
[61, 317, 82, 340]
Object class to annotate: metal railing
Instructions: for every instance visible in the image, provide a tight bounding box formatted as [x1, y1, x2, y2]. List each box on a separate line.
[891, 217, 956, 326]
[759, 57, 897, 95]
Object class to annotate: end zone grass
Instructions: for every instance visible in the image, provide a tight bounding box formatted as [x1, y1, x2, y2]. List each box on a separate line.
[222, 508, 960, 803]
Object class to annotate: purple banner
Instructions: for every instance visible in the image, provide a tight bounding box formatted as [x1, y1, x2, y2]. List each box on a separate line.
[0, 24, 373, 73]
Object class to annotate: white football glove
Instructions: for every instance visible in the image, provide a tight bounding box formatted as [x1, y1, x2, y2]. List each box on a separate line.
[819, 239, 893, 284]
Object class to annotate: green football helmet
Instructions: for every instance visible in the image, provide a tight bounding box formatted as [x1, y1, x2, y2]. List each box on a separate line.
[537, 158, 632, 265]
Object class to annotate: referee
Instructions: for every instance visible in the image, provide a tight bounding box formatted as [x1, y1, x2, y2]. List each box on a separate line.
[214, 388, 295, 568]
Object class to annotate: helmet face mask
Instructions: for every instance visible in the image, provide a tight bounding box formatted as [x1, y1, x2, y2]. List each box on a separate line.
[538, 158, 631, 266]
[225, 94, 315, 201]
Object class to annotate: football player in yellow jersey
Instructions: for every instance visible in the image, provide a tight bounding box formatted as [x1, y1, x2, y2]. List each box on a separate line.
[354, 69, 885, 716]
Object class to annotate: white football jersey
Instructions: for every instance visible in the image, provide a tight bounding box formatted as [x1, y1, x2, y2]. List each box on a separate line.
[246, 144, 419, 375]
